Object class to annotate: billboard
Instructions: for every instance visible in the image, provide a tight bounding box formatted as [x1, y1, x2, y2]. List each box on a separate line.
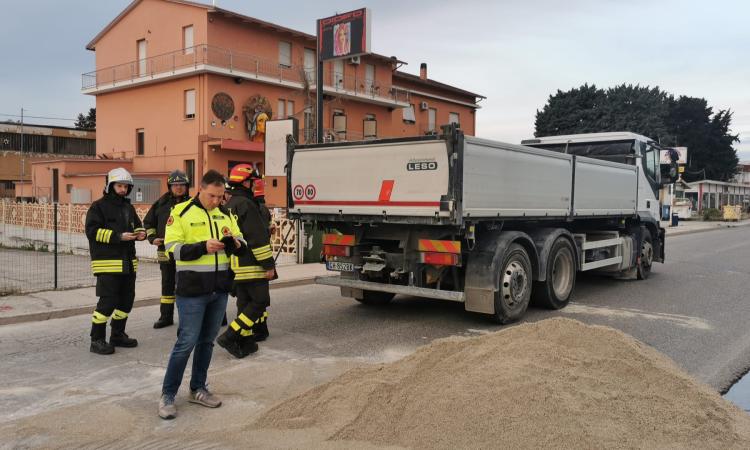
[317, 8, 371, 61]
[660, 146, 688, 164]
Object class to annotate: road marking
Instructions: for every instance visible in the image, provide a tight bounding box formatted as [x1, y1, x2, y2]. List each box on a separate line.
[561, 303, 712, 330]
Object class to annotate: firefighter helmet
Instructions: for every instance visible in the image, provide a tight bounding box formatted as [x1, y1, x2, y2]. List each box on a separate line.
[252, 177, 265, 198]
[167, 170, 189, 186]
[228, 164, 259, 184]
[105, 167, 134, 194]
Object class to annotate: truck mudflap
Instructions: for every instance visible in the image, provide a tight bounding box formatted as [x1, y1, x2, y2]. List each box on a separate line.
[315, 276, 465, 302]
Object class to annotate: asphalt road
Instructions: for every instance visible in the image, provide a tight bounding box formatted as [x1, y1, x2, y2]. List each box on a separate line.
[0, 226, 748, 448]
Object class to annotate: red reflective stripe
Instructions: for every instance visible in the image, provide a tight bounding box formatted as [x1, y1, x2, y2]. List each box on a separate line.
[296, 200, 440, 207]
[418, 239, 461, 254]
[420, 252, 459, 266]
[323, 234, 355, 246]
[378, 180, 395, 202]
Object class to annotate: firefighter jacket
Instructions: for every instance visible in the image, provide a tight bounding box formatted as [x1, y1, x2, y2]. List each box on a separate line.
[226, 188, 275, 282]
[164, 196, 246, 297]
[85, 191, 145, 275]
[143, 192, 189, 263]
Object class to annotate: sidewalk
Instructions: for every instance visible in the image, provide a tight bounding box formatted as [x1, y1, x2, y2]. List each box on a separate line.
[0, 263, 329, 326]
[662, 218, 750, 237]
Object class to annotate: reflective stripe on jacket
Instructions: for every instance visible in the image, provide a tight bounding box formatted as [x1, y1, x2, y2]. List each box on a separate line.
[165, 197, 243, 296]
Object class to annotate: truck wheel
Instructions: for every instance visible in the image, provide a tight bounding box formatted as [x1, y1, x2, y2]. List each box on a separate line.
[532, 237, 576, 309]
[493, 243, 532, 324]
[355, 290, 395, 306]
[637, 227, 653, 280]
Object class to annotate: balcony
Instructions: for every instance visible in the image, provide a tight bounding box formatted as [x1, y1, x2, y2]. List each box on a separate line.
[82, 44, 410, 108]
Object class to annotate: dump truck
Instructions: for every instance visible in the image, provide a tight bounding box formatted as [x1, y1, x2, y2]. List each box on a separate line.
[286, 126, 676, 323]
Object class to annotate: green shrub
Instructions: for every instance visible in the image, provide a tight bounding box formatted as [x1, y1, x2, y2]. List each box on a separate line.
[702, 208, 722, 221]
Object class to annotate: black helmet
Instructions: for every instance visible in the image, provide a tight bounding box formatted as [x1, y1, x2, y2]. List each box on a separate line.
[167, 170, 189, 187]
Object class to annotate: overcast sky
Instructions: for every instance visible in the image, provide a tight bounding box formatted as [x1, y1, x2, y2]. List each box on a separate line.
[1, 0, 748, 161]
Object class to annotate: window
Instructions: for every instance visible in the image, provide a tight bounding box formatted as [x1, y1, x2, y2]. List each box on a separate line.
[183, 25, 194, 54]
[333, 60, 344, 88]
[365, 63, 375, 94]
[184, 89, 195, 119]
[403, 104, 416, 124]
[279, 41, 291, 68]
[66, 184, 73, 194]
[364, 114, 377, 139]
[449, 112, 460, 126]
[137, 39, 147, 76]
[428, 108, 437, 132]
[185, 160, 195, 188]
[303, 107, 314, 142]
[304, 48, 316, 83]
[287, 100, 295, 118]
[136, 129, 145, 155]
[333, 109, 346, 140]
[277, 99, 285, 120]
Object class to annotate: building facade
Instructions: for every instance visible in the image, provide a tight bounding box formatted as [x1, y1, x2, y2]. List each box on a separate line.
[0, 122, 96, 199]
[79, 0, 483, 205]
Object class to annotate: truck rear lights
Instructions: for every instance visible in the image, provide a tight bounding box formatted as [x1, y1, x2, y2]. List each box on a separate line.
[323, 234, 355, 246]
[323, 244, 351, 257]
[418, 239, 461, 254]
[420, 252, 460, 266]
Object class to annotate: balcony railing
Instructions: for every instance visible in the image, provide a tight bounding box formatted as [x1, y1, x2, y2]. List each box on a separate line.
[82, 44, 409, 105]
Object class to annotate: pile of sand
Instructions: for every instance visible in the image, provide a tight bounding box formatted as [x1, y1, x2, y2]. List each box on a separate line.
[256, 318, 750, 449]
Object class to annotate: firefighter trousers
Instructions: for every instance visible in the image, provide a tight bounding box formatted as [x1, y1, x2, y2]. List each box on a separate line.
[159, 262, 176, 318]
[228, 280, 270, 338]
[90, 273, 136, 340]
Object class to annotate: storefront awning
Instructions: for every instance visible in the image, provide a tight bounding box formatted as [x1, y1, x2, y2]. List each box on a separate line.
[221, 139, 264, 152]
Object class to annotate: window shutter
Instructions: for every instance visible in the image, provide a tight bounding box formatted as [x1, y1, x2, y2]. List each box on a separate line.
[185, 90, 195, 118]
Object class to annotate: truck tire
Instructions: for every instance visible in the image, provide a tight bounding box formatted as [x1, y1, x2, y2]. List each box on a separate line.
[532, 237, 576, 310]
[493, 243, 532, 324]
[637, 227, 653, 280]
[355, 290, 395, 306]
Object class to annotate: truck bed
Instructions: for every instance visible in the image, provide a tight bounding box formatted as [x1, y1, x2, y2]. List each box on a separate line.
[289, 134, 638, 224]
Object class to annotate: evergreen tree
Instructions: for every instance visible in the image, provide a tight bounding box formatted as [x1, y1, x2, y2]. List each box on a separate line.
[75, 108, 96, 129]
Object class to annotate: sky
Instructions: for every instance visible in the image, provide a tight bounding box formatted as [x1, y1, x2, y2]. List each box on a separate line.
[1, 0, 748, 161]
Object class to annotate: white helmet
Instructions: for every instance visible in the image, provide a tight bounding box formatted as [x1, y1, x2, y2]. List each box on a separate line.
[105, 167, 134, 194]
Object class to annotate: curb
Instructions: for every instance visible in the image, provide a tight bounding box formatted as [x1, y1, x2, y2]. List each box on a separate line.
[666, 221, 750, 238]
[0, 276, 317, 327]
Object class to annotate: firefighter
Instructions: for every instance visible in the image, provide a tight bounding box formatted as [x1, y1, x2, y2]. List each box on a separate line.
[85, 167, 146, 355]
[216, 164, 275, 358]
[159, 169, 246, 420]
[144, 170, 190, 329]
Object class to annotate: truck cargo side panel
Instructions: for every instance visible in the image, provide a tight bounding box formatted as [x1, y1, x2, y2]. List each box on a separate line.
[573, 157, 637, 216]
[290, 141, 450, 217]
[462, 137, 572, 218]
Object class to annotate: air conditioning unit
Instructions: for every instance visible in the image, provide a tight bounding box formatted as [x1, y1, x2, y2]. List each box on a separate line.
[420, 101, 429, 111]
[348, 56, 361, 65]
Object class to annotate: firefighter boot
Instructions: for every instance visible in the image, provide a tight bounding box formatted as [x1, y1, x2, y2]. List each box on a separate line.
[110, 330, 139, 347]
[216, 329, 245, 358]
[254, 320, 269, 342]
[90, 339, 115, 355]
[153, 303, 175, 329]
[90, 322, 115, 355]
[240, 335, 259, 355]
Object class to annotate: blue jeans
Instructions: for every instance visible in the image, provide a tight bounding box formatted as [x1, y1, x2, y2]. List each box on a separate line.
[162, 291, 228, 397]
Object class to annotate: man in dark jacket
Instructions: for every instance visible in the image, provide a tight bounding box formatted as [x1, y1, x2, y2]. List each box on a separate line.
[216, 164, 275, 358]
[144, 170, 190, 328]
[85, 168, 146, 355]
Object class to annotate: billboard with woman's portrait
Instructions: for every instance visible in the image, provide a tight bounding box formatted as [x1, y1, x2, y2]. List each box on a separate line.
[318, 8, 371, 61]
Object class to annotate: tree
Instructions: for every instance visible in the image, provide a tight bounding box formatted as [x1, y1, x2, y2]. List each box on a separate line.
[534, 85, 739, 181]
[75, 108, 96, 129]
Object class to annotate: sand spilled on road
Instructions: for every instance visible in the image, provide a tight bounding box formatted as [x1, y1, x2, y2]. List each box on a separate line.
[256, 318, 750, 449]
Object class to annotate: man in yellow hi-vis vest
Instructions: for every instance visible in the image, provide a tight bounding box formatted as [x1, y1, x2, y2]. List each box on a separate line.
[158, 170, 246, 420]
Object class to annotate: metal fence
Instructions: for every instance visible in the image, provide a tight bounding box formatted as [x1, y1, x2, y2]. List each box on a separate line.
[0, 200, 298, 296]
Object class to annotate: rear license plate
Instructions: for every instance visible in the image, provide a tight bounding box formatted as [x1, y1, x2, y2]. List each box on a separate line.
[326, 261, 354, 272]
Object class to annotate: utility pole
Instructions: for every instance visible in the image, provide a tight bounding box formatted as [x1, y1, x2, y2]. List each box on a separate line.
[20, 108, 25, 199]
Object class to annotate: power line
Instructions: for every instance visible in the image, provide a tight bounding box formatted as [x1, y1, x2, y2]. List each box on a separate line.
[0, 112, 76, 122]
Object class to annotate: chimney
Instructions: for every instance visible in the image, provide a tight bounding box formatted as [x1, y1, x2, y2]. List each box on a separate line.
[419, 63, 427, 80]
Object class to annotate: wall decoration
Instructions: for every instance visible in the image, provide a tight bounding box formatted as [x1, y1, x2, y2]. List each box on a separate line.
[243, 95, 273, 142]
[212, 92, 235, 121]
